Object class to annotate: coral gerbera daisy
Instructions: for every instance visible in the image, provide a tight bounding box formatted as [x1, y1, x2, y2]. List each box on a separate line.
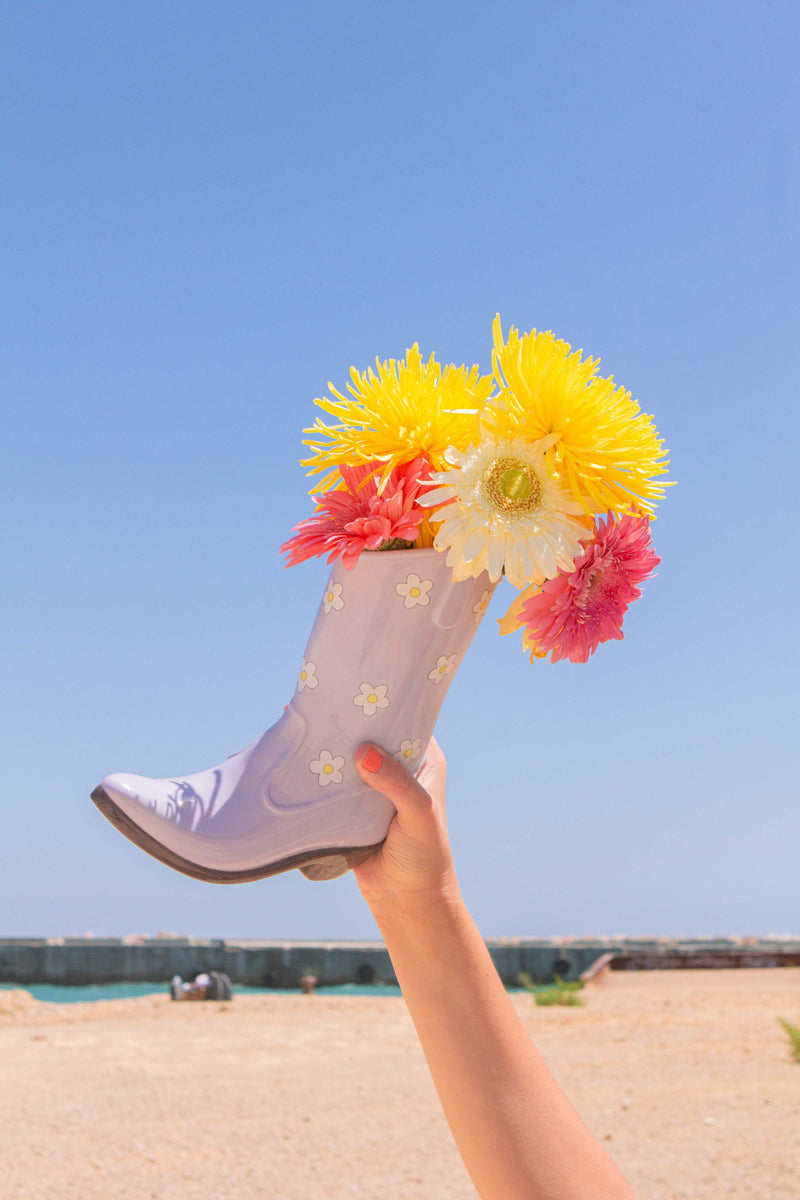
[281, 457, 431, 570]
[487, 316, 671, 518]
[418, 435, 588, 589]
[499, 513, 661, 663]
[301, 344, 493, 494]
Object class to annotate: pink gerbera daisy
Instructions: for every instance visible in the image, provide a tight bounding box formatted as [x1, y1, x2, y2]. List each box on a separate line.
[281, 456, 431, 570]
[516, 514, 660, 663]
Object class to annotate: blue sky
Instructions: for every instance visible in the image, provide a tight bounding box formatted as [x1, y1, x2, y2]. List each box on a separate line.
[2, 1, 798, 940]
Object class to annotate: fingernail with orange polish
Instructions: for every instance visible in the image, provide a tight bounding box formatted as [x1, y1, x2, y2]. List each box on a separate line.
[362, 747, 383, 774]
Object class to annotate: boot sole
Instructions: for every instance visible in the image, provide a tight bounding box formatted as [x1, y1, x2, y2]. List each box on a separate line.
[90, 786, 382, 884]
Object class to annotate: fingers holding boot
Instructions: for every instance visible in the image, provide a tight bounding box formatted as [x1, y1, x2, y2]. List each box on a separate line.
[353, 740, 458, 912]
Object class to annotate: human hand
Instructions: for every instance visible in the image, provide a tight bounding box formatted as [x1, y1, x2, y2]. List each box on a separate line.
[352, 738, 460, 920]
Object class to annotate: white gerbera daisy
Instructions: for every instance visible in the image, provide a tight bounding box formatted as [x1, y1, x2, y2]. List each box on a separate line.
[419, 436, 587, 589]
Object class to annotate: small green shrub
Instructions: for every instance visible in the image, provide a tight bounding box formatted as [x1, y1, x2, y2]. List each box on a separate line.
[553, 973, 584, 992]
[777, 1017, 800, 1063]
[517, 971, 584, 1007]
[517, 971, 538, 993]
[534, 988, 583, 1007]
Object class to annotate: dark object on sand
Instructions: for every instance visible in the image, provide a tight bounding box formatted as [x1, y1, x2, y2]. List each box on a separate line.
[207, 971, 233, 1000]
[170, 971, 233, 1001]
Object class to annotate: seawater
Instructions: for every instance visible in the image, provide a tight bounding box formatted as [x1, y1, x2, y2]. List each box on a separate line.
[0, 981, 404, 1003]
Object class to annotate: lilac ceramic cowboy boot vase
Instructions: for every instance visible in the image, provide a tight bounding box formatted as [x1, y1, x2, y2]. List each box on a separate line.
[92, 548, 495, 883]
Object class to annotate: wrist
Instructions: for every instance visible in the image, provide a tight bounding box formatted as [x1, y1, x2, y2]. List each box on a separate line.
[363, 870, 465, 933]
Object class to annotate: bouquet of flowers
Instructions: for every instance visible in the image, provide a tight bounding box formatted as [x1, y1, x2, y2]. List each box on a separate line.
[91, 315, 671, 886]
[282, 315, 670, 664]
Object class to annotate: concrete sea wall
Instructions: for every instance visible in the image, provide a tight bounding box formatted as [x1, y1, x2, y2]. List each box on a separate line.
[2, 936, 799, 989]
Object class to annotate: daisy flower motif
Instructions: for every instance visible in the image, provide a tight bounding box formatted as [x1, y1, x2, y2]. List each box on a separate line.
[296, 658, 318, 693]
[309, 749, 345, 787]
[353, 682, 390, 716]
[500, 513, 661, 663]
[419, 434, 588, 589]
[472, 589, 491, 623]
[428, 654, 456, 685]
[395, 573, 433, 609]
[322, 580, 344, 614]
[394, 738, 422, 764]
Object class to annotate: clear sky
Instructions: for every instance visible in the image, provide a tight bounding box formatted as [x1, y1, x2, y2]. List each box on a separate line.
[2, 1, 798, 941]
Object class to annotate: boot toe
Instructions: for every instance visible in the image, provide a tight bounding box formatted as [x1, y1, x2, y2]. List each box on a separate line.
[100, 773, 142, 806]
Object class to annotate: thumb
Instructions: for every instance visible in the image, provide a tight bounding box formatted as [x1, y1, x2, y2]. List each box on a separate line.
[355, 743, 435, 831]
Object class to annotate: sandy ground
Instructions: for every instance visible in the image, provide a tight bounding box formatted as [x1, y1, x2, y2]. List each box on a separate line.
[2, 968, 799, 1200]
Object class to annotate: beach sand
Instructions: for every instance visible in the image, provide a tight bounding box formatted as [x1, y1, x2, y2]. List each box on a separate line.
[2, 968, 799, 1199]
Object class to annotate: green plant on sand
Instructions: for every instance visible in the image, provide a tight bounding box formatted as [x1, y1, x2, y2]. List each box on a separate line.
[518, 971, 585, 1007]
[777, 1017, 800, 1063]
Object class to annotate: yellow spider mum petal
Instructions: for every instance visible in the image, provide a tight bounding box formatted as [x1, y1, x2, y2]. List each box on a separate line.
[497, 583, 548, 661]
[497, 582, 534, 637]
[301, 344, 493, 494]
[497, 583, 547, 660]
[486, 316, 671, 518]
[415, 510, 437, 549]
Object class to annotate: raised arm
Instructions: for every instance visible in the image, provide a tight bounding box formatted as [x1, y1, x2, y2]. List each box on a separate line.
[353, 740, 637, 1200]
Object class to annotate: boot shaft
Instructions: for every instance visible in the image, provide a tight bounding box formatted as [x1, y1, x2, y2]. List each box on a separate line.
[267, 548, 495, 810]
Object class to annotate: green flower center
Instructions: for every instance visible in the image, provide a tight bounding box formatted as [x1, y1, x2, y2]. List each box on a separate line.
[482, 457, 543, 514]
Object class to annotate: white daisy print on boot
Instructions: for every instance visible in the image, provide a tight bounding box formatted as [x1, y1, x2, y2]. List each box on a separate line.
[428, 654, 457, 685]
[297, 659, 318, 693]
[472, 589, 490, 623]
[323, 580, 344, 614]
[395, 573, 433, 609]
[394, 738, 422, 764]
[353, 682, 390, 716]
[310, 750, 344, 787]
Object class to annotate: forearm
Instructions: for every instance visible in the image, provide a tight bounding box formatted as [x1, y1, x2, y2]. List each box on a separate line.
[372, 889, 636, 1200]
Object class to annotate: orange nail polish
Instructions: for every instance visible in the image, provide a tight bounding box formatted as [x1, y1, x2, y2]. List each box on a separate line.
[362, 747, 383, 774]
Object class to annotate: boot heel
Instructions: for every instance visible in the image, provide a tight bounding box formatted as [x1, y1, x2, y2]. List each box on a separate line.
[298, 845, 380, 881]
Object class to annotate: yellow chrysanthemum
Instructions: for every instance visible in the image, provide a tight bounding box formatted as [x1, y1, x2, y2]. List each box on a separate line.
[301, 343, 493, 494]
[486, 316, 671, 518]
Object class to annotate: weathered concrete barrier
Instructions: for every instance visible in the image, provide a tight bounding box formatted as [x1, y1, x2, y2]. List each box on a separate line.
[1, 936, 798, 989]
[0, 936, 607, 988]
[580, 952, 616, 986]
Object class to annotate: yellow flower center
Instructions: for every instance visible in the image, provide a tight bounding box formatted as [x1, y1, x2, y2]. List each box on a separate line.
[323, 763, 334, 775]
[482, 456, 543, 514]
[409, 587, 421, 597]
[404, 747, 413, 757]
[439, 664, 447, 674]
[367, 693, 378, 704]
[300, 670, 307, 681]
